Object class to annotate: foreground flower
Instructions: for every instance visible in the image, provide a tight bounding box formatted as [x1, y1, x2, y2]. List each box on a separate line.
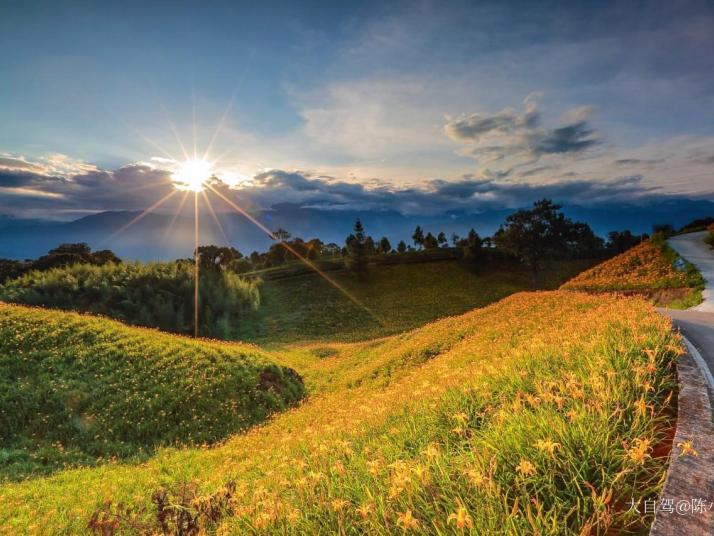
[516, 459, 537, 477]
[535, 439, 560, 456]
[448, 505, 473, 529]
[627, 438, 652, 465]
[396, 510, 420, 530]
[677, 440, 699, 457]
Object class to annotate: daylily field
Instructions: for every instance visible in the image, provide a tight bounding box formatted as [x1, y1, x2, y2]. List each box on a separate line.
[1, 291, 683, 535]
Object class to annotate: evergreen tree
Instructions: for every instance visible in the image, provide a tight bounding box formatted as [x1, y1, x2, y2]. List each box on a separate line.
[378, 236, 392, 254]
[423, 232, 439, 249]
[345, 218, 368, 278]
[412, 225, 424, 249]
[437, 232, 447, 247]
[397, 240, 407, 254]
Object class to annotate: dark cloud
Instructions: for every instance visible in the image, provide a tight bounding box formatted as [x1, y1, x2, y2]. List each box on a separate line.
[445, 99, 599, 164]
[0, 158, 687, 220]
[236, 168, 660, 215]
[532, 121, 596, 155]
[444, 102, 540, 142]
[614, 158, 665, 166]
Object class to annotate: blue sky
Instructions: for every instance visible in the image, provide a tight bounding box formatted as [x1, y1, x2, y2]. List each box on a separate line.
[1, 0, 713, 219]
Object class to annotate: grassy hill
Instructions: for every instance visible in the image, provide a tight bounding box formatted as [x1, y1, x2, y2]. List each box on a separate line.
[0, 303, 305, 480]
[561, 238, 704, 308]
[237, 257, 596, 343]
[2, 292, 680, 534]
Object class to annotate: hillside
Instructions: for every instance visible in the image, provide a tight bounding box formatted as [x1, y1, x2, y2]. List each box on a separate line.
[237, 257, 596, 342]
[0, 303, 305, 480]
[2, 292, 680, 534]
[561, 239, 704, 307]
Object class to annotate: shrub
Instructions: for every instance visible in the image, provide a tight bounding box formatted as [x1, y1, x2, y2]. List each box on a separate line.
[0, 261, 260, 338]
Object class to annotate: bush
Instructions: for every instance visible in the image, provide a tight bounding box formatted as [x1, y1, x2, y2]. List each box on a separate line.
[0, 261, 260, 338]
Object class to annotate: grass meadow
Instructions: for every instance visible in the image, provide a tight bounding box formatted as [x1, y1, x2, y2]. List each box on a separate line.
[0, 292, 683, 535]
[0, 303, 305, 481]
[237, 258, 596, 343]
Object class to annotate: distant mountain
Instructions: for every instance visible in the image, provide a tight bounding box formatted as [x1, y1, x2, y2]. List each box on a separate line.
[0, 198, 712, 261]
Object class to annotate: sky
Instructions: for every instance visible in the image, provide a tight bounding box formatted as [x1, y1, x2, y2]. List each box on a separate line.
[1, 0, 713, 220]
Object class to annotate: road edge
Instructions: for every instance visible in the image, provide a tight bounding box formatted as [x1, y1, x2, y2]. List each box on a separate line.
[650, 341, 714, 535]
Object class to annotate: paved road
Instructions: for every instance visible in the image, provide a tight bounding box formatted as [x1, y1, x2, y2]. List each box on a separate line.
[669, 231, 714, 312]
[664, 231, 714, 392]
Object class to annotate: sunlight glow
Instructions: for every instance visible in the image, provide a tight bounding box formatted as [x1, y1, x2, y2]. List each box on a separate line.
[172, 159, 213, 192]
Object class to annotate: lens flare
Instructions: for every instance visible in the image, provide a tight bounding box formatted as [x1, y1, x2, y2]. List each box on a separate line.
[172, 159, 213, 192]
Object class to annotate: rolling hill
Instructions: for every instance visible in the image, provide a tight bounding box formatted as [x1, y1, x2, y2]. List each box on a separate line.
[1, 292, 680, 534]
[0, 303, 305, 480]
[237, 257, 597, 343]
[561, 237, 704, 307]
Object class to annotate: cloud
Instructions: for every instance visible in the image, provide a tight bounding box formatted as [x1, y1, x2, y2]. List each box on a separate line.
[1, 136, 713, 221]
[445, 98, 599, 166]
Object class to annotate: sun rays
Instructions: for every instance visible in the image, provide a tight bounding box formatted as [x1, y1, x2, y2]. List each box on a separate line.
[106, 101, 383, 336]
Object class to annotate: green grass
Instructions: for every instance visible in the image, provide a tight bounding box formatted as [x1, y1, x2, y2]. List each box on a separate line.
[0, 292, 679, 534]
[236, 258, 596, 343]
[663, 288, 703, 309]
[0, 303, 305, 481]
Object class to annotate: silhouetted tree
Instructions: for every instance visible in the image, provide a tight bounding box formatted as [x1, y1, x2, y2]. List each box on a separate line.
[378, 236, 392, 254]
[493, 199, 595, 284]
[463, 229, 484, 263]
[652, 223, 674, 238]
[92, 250, 122, 265]
[365, 236, 376, 256]
[397, 240, 407, 254]
[195, 245, 242, 270]
[0, 259, 28, 284]
[345, 218, 368, 279]
[272, 228, 291, 241]
[423, 232, 439, 249]
[437, 232, 447, 247]
[412, 226, 424, 249]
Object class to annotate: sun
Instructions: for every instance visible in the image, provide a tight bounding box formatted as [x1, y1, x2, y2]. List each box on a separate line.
[172, 159, 213, 192]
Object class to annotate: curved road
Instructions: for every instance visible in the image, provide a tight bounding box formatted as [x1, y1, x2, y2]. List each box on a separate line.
[665, 231, 714, 394]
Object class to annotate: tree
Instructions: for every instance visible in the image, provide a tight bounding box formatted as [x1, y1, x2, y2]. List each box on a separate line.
[437, 232, 447, 247]
[492, 199, 594, 285]
[451, 233, 461, 247]
[566, 222, 605, 257]
[322, 242, 342, 257]
[272, 228, 291, 241]
[412, 226, 424, 249]
[652, 223, 674, 238]
[397, 240, 407, 254]
[228, 257, 253, 274]
[463, 229, 484, 264]
[92, 249, 122, 265]
[345, 218, 368, 278]
[423, 232, 439, 249]
[364, 236, 376, 256]
[378, 236, 392, 254]
[606, 230, 642, 253]
[0, 259, 28, 284]
[195, 245, 242, 270]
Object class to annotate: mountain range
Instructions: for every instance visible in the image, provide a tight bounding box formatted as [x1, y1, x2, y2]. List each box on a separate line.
[0, 198, 712, 261]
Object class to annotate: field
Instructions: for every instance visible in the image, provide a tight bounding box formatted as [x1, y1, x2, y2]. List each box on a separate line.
[1, 292, 681, 534]
[561, 239, 704, 307]
[0, 303, 305, 481]
[236, 258, 596, 343]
